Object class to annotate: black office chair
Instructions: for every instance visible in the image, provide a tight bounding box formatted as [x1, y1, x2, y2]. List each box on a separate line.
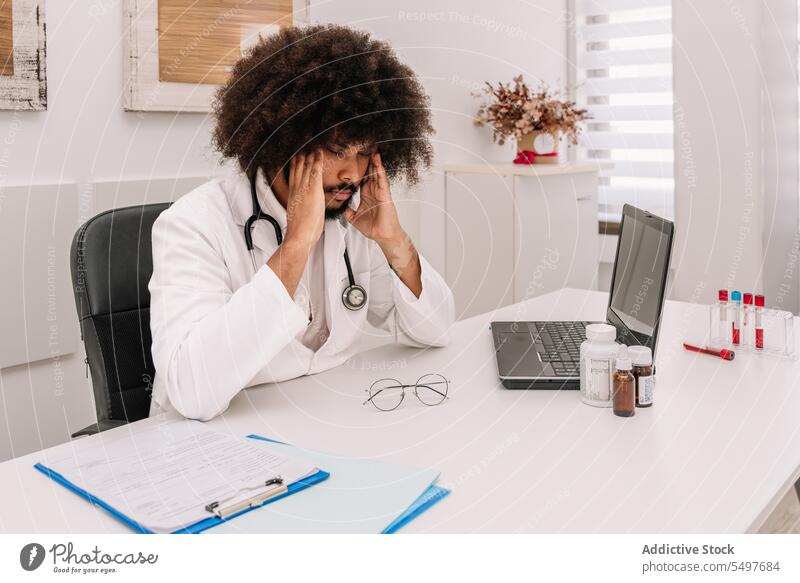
[70, 203, 170, 437]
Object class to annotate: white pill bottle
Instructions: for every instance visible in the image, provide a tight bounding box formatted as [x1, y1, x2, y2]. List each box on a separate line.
[580, 323, 619, 407]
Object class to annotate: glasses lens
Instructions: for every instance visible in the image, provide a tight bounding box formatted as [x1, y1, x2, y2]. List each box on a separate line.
[367, 378, 405, 411]
[414, 374, 449, 406]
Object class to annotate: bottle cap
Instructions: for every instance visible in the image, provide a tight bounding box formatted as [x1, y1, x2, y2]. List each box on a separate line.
[615, 345, 632, 371]
[743, 293, 753, 305]
[585, 323, 616, 342]
[755, 294, 765, 307]
[731, 290, 742, 302]
[628, 345, 653, 366]
[718, 289, 728, 301]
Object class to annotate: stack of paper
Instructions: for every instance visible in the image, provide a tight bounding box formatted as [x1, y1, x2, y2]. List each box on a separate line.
[210, 435, 448, 534]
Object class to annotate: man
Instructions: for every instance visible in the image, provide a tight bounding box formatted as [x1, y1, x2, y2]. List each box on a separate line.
[148, 24, 455, 421]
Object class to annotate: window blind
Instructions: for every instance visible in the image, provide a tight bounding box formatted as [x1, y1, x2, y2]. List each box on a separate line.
[573, 0, 675, 223]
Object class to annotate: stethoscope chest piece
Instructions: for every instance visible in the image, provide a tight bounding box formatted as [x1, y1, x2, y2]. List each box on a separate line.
[342, 283, 367, 311]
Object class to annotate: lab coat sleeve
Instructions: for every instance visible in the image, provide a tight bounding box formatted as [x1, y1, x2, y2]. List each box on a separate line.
[366, 240, 455, 347]
[148, 203, 309, 421]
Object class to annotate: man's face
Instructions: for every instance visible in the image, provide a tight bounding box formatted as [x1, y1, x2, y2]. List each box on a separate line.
[319, 141, 376, 219]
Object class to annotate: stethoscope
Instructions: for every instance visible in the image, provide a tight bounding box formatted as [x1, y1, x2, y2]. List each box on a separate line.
[244, 173, 367, 311]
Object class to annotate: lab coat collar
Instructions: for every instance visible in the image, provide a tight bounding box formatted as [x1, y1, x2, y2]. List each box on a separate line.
[229, 166, 287, 230]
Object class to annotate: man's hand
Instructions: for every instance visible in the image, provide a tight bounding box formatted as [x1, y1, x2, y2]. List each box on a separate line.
[342, 151, 403, 243]
[284, 148, 325, 251]
[343, 151, 423, 298]
[267, 149, 324, 298]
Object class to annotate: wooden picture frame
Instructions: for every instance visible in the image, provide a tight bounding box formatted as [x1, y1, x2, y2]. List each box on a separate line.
[0, 0, 46, 111]
[123, 0, 310, 113]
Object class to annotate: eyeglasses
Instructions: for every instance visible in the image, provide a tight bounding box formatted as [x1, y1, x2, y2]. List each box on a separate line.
[362, 373, 451, 411]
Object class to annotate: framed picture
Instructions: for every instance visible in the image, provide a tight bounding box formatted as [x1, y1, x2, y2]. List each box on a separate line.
[124, 0, 310, 113]
[0, 0, 47, 111]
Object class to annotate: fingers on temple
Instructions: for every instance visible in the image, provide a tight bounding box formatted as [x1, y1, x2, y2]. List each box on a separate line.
[292, 153, 305, 186]
[312, 149, 324, 184]
[375, 153, 388, 189]
[300, 151, 314, 187]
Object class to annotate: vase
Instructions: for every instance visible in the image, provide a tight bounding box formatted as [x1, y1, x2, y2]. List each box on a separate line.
[516, 131, 560, 165]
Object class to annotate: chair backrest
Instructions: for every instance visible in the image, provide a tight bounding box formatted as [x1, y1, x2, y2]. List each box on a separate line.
[70, 203, 170, 425]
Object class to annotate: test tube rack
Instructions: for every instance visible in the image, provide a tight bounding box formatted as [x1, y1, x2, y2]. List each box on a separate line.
[708, 303, 797, 359]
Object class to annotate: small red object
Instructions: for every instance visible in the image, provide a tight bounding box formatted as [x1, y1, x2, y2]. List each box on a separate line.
[513, 150, 558, 165]
[743, 293, 753, 305]
[718, 289, 728, 301]
[683, 342, 735, 361]
[755, 294, 765, 307]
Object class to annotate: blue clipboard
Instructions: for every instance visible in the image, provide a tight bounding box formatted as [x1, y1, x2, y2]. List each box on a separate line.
[33, 460, 329, 534]
[245, 435, 450, 533]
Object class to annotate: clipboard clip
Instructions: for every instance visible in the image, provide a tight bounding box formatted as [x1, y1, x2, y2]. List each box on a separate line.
[204, 476, 286, 519]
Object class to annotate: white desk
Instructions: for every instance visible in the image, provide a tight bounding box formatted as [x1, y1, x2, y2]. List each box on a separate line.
[2, 288, 799, 533]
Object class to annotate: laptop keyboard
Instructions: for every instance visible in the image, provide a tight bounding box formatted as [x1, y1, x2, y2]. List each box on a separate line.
[530, 321, 588, 377]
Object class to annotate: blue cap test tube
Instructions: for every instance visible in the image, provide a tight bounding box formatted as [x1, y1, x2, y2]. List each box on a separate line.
[730, 291, 742, 345]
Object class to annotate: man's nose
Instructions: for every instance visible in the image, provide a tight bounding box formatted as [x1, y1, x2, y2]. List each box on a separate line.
[337, 155, 360, 185]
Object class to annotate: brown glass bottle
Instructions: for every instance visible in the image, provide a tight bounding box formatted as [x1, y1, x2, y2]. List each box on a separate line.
[613, 346, 635, 417]
[629, 346, 654, 408]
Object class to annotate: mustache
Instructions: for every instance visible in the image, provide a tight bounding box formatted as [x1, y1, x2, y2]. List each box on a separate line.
[325, 181, 362, 194]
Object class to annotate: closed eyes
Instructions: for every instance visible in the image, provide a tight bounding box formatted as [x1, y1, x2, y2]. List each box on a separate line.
[327, 145, 375, 157]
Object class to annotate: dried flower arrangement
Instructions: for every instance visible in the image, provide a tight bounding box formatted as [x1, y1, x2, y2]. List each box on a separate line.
[473, 75, 589, 146]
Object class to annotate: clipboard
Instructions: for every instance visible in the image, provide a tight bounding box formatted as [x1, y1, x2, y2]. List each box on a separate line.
[33, 461, 330, 534]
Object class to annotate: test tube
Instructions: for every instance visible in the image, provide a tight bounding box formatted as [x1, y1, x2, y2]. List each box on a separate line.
[754, 294, 764, 350]
[742, 293, 754, 347]
[717, 290, 729, 343]
[730, 291, 742, 345]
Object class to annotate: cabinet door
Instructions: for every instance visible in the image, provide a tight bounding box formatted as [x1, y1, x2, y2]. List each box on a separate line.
[445, 173, 514, 319]
[513, 173, 599, 303]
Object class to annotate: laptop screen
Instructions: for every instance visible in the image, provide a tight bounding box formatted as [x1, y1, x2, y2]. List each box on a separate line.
[606, 204, 674, 356]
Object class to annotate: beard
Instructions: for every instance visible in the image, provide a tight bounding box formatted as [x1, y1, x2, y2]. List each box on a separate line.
[324, 199, 352, 220]
[324, 181, 362, 220]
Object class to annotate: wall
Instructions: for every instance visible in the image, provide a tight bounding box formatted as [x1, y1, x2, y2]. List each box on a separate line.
[311, 0, 569, 270]
[0, 0, 569, 461]
[761, 0, 799, 314]
[0, 1, 229, 463]
[672, 0, 765, 305]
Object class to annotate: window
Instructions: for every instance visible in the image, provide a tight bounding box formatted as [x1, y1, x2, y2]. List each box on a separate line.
[572, 0, 674, 224]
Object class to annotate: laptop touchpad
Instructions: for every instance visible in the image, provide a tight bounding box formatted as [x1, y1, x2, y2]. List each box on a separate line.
[497, 332, 543, 376]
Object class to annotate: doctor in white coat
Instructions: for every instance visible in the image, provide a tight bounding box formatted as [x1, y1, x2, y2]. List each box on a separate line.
[147, 24, 455, 421]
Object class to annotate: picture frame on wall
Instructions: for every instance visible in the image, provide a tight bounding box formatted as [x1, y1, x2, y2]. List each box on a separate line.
[123, 0, 311, 113]
[0, 0, 47, 111]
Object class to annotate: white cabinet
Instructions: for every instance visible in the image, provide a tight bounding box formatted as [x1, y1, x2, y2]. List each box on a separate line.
[444, 163, 600, 319]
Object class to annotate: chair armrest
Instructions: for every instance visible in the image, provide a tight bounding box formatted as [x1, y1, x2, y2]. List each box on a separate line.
[70, 419, 127, 439]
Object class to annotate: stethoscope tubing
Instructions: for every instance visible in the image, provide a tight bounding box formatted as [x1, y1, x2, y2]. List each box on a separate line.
[245, 172, 366, 310]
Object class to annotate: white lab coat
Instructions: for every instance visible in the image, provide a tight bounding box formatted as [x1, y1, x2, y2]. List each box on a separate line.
[147, 168, 455, 421]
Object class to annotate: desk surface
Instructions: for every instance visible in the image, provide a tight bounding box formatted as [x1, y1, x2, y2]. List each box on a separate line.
[2, 288, 799, 533]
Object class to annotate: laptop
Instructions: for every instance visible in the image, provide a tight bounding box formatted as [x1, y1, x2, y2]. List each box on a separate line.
[491, 204, 674, 389]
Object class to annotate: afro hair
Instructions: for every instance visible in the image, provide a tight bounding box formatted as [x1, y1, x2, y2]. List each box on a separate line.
[211, 24, 435, 187]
